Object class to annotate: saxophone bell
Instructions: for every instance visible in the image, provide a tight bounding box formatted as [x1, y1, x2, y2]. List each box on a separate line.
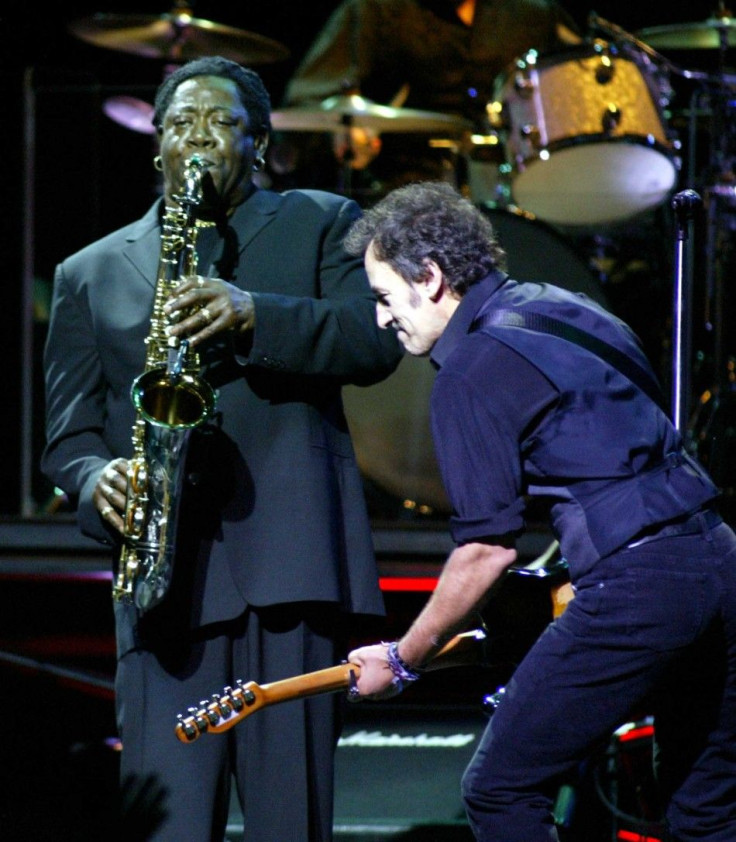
[113, 365, 215, 612]
[113, 155, 218, 612]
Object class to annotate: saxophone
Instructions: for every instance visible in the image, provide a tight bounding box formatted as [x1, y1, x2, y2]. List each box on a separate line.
[113, 154, 217, 612]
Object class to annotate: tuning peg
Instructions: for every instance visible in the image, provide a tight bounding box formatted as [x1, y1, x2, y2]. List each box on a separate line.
[176, 713, 199, 742]
[192, 711, 210, 732]
[210, 693, 233, 716]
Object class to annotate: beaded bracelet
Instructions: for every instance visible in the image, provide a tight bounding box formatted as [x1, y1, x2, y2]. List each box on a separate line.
[385, 641, 422, 690]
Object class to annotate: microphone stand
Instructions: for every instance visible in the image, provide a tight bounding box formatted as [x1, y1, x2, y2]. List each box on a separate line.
[670, 189, 702, 432]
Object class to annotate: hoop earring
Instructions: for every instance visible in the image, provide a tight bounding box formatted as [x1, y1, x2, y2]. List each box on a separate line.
[153, 155, 163, 172]
[252, 154, 266, 173]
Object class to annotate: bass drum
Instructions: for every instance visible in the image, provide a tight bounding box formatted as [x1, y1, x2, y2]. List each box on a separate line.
[343, 206, 609, 515]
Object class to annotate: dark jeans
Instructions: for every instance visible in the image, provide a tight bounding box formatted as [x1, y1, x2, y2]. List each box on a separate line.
[462, 515, 736, 841]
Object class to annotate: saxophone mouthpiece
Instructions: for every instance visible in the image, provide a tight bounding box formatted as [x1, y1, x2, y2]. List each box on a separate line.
[179, 156, 213, 208]
[185, 154, 211, 171]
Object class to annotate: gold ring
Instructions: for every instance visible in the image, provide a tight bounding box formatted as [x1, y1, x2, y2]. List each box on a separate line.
[101, 505, 114, 518]
[200, 307, 212, 325]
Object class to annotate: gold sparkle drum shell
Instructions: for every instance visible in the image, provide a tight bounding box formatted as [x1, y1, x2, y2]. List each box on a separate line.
[493, 41, 679, 226]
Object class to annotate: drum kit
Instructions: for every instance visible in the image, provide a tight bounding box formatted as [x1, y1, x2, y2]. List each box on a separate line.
[65, 5, 736, 229]
[64, 6, 728, 211]
[65, 4, 736, 515]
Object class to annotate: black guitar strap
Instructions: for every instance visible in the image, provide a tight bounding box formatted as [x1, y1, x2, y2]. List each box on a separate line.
[471, 308, 669, 415]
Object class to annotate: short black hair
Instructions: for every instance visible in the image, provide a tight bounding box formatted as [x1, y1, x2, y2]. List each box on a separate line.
[153, 56, 271, 137]
[344, 181, 506, 296]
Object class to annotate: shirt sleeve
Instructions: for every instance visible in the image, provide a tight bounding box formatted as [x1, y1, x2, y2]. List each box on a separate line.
[430, 336, 558, 545]
[244, 195, 402, 385]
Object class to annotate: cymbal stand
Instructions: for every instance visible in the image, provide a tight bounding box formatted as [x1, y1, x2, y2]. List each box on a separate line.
[698, 17, 736, 398]
[338, 114, 355, 198]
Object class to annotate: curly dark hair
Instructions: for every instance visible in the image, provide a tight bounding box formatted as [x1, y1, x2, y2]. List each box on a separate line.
[152, 56, 272, 138]
[343, 181, 506, 295]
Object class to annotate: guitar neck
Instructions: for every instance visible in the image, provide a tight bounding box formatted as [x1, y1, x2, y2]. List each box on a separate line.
[259, 663, 358, 705]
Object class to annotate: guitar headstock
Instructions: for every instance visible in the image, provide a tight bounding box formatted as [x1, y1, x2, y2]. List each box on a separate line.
[175, 680, 265, 743]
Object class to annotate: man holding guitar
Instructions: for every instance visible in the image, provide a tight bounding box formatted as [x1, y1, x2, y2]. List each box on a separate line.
[340, 181, 736, 842]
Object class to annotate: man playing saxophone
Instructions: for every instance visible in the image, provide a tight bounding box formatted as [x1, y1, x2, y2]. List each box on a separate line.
[42, 56, 401, 841]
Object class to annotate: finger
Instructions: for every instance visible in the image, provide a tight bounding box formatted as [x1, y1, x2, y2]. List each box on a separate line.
[165, 302, 214, 340]
[99, 503, 124, 533]
[103, 463, 126, 493]
[175, 275, 208, 295]
[98, 468, 127, 511]
[180, 305, 217, 336]
[164, 283, 210, 318]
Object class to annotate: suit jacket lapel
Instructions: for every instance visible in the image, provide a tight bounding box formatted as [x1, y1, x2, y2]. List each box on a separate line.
[119, 190, 281, 290]
[122, 200, 162, 290]
[229, 188, 281, 255]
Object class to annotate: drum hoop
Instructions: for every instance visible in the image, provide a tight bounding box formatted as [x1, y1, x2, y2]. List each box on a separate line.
[493, 41, 667, 101]
[511, 133, 677, 165]
[495, 41, 654, 80]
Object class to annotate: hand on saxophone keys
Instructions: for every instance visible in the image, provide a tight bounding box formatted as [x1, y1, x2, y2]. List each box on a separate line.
[93, 458, 128, 534]
[164, 275, 256, 347]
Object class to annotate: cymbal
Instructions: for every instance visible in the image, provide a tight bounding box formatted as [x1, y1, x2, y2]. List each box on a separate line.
[271, 94, 472, 134]
[637, 18, 736, 50]
[68, 9, 290, 64]
[103, 96, 156, 135]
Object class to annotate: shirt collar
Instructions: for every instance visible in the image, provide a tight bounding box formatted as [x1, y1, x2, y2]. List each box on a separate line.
[430, 269, 508, 369]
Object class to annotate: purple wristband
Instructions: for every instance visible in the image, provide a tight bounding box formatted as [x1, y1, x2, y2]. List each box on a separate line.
[385, 641, 422, 685]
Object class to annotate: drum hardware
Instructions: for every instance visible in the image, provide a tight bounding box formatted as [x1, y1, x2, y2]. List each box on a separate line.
[518, 124, 540, 148]
[634, 43, 736, 461]
[633, 8, 736, 487]
[601, 104, 622, 134]
[594, 52, 615, 86]
[102, 95, 156, 135]
[637, 5, 736, 52]
[68, 3, 291, 135]
[270, 95, 472, 136]
[67, 3, 290, 65]
[271, 95, 472, 199]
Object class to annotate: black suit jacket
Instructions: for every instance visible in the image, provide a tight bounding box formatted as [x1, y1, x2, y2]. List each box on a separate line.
[43, 187, 401, 652]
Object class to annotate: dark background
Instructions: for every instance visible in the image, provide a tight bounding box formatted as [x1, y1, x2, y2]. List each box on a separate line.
[0, 0, 732, 517]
